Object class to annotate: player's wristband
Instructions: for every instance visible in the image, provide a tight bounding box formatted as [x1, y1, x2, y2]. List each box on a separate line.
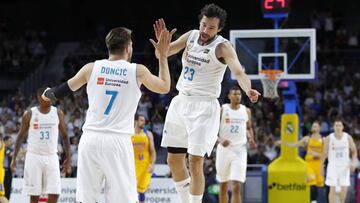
[44, 82, 72, 102]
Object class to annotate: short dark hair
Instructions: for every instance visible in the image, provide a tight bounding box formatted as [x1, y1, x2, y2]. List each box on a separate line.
[135, 114, 146, 121]
[198, 3, 227, 29]
[37, 87, 47, 96]
[229, 85, 241, 92]
[312, 120, 320, 125]
[334, 118, 343, 124]
[105, 27, 132, 55]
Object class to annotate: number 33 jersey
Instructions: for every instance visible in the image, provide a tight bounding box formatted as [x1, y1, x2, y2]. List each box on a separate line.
[177, 30, 228, 98]
[28, 106, 59, 155]
[83, 59, 141, 135]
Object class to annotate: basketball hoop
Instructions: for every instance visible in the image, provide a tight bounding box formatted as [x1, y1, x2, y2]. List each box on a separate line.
[259, 70, 283, 99]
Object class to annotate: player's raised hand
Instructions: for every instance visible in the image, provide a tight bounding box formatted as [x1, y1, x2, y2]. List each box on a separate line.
[149, 29, 176, 57]
[247, 89, 261, 103]
[153, 18, 167, 41]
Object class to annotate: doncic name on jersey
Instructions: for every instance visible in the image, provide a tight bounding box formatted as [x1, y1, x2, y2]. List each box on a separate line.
[97, 66, 129, 87]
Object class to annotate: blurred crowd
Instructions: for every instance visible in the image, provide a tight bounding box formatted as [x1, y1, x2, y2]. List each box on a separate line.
[0, 18, 47, 79]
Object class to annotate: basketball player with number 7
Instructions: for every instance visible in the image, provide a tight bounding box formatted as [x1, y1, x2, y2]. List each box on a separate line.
[42, 27, 175, 202]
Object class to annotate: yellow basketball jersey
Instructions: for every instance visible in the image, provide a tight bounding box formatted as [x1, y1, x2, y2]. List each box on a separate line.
[0, 141, 4, 169]
[305, 136, 323, 161]
[132, 130, 151, 166]
[0, 141, 5, 195]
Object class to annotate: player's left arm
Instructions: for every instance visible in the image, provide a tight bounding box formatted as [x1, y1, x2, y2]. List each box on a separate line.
[147, 131, 157, 173]
[217, 42, 260, 103]
[58, 109, 72, 174]
[348, 135, 358, 172]
[246, 108, 256, 149]
[42, 63, 94, 102]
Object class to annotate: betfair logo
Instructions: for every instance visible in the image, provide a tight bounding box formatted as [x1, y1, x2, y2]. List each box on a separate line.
[268, 182, 306, 191]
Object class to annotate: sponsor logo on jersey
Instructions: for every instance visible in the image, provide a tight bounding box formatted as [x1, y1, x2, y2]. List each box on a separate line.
[33, 123, 39, 129]
[97, 77, 105, 85]
[203, 48, 210, 54]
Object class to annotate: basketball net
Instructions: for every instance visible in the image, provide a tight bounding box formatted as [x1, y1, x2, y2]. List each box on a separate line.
[259, 70, 283, 99]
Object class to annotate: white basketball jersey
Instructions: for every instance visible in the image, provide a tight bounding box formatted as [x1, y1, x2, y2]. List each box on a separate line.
[328, 132, 350, 166]
[219, 104, 248, 145]
[82, 59, 141, 135]
[176, 30, 228, 98]
[28, 106, 59, 155]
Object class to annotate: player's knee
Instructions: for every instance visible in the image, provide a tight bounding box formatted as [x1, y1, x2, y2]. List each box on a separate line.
[188, 155, 203, 174]
[231, 182, 241, 194]
[167, 155, 180, 169]
[219, 182, 228, 192]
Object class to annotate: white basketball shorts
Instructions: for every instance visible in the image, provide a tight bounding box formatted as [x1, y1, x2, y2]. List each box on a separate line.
[23, 152, 61, 195]
[161, 95, 220, 156]
[325, 163, 350, 187]
[216, 144, 247, 183]
[76, 132, 138, 203]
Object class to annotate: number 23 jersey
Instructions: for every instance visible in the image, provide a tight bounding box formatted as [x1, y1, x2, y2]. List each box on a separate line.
[83, 59, 141, 135]
[177, 30, 228, 98]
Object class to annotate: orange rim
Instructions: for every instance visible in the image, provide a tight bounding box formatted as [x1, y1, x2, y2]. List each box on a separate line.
[260, 70, 283, 81]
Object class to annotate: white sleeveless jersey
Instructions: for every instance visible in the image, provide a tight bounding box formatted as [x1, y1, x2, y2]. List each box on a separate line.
[176, 30, 228, 98]
[27, 106, 59, 155]
[219, 104, 248, 145]
[82, 59, 141, 135]
[328, 132, 350, 166]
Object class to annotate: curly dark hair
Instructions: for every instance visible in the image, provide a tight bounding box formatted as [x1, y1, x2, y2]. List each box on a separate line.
[198, 3, 227, 29]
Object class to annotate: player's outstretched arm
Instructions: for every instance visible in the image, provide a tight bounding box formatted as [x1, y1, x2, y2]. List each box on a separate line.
[137, 30, 173, 94]
[276, 136, 309, 148]
[42, 63, 94, 102]
[153, 18, 190, 56]
[58, 109, 72, 174]
[218, 42, 261, 103]
[11, 110, 31, 173]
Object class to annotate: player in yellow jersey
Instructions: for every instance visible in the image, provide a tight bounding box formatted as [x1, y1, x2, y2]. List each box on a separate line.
[277, 121, 324, 203]
[0, 137, 9, 203]
[132, 114, 157, 203]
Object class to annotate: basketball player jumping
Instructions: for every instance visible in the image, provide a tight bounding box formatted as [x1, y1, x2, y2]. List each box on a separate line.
[216, 86, 255, 203]
[132, 114, 156, 203]
[153, 4, 260, 203]
[277, 121, 324, 203]
[321, 119, 358, 203]
[42, 27, 174, 202]
[11, 87, 71, 203]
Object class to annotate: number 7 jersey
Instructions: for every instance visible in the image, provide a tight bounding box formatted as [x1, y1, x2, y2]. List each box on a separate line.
[177, 30, 228, 98]
[83, 59, 141, 135]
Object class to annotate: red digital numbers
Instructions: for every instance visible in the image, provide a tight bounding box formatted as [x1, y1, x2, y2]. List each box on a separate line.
[264, 0, 287, 10]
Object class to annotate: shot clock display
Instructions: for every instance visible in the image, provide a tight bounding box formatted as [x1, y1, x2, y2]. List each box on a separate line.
[262, 0, 291, 15]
